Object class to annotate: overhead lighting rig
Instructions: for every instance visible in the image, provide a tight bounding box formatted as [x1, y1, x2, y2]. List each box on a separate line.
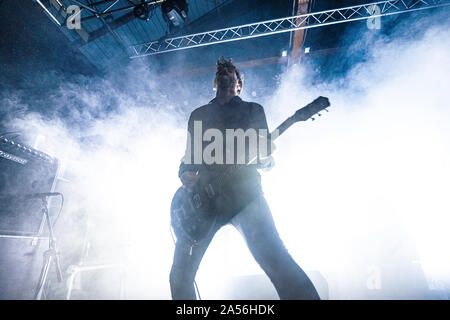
[67, 0, 189, 27]
[130, 0, 450, 57]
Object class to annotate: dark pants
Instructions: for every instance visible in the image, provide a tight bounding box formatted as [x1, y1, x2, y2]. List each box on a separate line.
[169, 195, 320, 300]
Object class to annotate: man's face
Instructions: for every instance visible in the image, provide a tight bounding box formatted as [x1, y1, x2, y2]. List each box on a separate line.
[215, 69, 241, 96]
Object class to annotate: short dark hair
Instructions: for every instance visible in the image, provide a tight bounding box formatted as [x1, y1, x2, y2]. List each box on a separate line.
[215, 57, 243, 94]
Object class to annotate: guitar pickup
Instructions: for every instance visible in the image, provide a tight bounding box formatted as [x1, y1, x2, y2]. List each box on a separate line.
[191, 193, 202, 209]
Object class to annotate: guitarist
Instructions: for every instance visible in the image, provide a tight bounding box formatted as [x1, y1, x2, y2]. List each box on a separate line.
[170, 57, 320, 300]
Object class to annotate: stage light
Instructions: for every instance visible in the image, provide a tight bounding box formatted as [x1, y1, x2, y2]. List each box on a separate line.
[133, 1, 152, 21]
[161, 0, 188, 28]
[304, 47, 310, 54]
[281, 50, 287, 57]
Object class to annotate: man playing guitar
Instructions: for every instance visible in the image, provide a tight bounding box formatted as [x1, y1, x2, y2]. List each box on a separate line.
[170, 57, 321, 300]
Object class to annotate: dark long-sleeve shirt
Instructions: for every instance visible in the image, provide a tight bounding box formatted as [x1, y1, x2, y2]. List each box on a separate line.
[178, 96, 271, 223]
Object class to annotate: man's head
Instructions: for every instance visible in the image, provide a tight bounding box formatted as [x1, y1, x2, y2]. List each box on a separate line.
[214, 57, 243, 96]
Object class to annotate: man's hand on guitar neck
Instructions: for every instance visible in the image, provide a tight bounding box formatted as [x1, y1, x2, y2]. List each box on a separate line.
[180, 171, 200, 191]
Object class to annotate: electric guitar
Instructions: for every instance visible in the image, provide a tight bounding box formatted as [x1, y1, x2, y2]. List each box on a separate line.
[170, 96, 331, 245]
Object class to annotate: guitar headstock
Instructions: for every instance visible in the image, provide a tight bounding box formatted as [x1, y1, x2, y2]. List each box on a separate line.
[294, 96, 330, 122]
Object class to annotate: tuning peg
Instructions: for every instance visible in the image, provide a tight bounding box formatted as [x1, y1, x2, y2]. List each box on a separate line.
[325, 108, 329, 112]
[311, 117, 315, 121]
[318, 113, 322, 117]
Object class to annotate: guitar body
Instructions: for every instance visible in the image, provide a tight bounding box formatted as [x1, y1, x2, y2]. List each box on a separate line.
[170, 173, 220, 244]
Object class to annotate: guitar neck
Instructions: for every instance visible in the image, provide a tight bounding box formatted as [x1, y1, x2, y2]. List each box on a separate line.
[269, 115, 297, 143]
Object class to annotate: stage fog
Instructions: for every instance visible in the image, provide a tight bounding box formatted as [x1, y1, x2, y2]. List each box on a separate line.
[1, 5, 449, 299]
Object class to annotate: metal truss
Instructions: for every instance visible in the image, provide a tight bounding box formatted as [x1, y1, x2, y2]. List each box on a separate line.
[130, 0, 450, 58]
[35, 0, 163, 25]
[69, 0, 165, 22]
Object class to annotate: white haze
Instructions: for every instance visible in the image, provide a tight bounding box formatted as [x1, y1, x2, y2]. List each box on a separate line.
[3, 23, 450, 299]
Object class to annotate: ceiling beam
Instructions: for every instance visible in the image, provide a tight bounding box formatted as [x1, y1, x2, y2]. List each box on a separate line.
[290, 0, 309, 62]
